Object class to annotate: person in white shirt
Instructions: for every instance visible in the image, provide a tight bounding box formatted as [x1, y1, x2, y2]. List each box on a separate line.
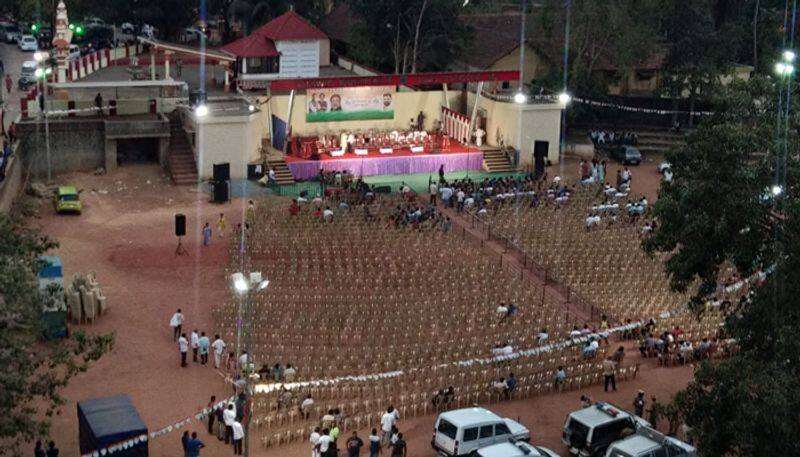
[440, 186, 453, 207]
[301, 394, 315, 420]
[231, 420, 244, 455]
[569, 326, 582, 338]
[312, 194, 323, 208]
[537, 328, 549, 345]
[239, 351, 250, 373]
[380, 406, 397, 446]
[501, 343, 513, 355]
[309, 427, 321, 457]
[211, 335, 226, 369]
[496, 302, 508, 316]
[429, 182, 438, 205]
[223, 403, 236, 444]
[268, 168, 277, 186]
[316, 429, 333, 455]
[190, 329, 200, 363]
[586, 213, 601, 230]
[169, 309, 184, 341]
[322, 206, 334, 222]
[456, 190, 465, 212]
[464, 196, 475, 209]
[178, 333, 189, 367]
[284, 364, 297, 383]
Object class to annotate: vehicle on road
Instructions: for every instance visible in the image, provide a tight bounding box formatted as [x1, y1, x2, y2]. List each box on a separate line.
[68, 44, 81, 60]
[85, 17, 106, 28]
[471, 440, 560, 457]
[18, 34, 38, 51]
[54, 186, 82, 214]
[605, 427, 696, 457]
[1, 22, 21, 43]
[181, 27, 206, 43]
[562, 403, 648, 457]
[609, 145, 642, 166]
[18, 60, 37, 90]
[120, 22, 135, 34]
[433, 407, 530, 456]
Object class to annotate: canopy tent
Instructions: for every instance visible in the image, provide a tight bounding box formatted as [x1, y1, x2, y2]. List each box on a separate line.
[77, 395, 148, 456]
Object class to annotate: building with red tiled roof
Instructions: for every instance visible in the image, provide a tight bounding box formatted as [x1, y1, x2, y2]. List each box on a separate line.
[222, 10, 331, 87]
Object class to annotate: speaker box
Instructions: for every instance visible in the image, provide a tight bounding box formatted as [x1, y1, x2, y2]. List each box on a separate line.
[213, 163, 230, 182]
[213, 181, 229, 203]
[175, 214, 186, 236]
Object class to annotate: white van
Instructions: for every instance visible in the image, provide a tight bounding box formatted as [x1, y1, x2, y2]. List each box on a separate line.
[605, 427, 696, 457]
[432, 407, 530, 456]
[472, 440, 560, 457]
[562, 403, 648, 457]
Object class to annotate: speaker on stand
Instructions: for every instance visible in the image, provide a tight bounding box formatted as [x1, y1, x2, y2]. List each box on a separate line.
[175, 214, 188, 255]
[212, 162, 230, 203]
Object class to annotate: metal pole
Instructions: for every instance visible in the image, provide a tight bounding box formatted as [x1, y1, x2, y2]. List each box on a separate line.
[518, 0, 526, 91]
[560, 0, 571, 162]
[244, 290, 252, 457]
[43, 78, 51, 183]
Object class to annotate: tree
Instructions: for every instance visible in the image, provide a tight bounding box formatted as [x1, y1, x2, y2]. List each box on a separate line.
[645, 75, 800, 455]
[0, 214, 114, 455]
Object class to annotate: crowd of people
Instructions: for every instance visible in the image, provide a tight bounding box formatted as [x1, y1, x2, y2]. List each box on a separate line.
[309, 406, 407, 457]
[588, 130, 639, 147]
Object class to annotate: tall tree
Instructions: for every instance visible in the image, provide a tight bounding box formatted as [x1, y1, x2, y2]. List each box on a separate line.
[645, 75, 800, 454]
[0, 214, 114, 455]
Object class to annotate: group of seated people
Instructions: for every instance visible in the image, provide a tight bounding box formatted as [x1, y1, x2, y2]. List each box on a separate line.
[491, 342, 515, 358]
[317, 169, 355, 188]
[431, 387, 456, 409]
[588, 130, 639, 147]
[639, 327, 720, 365]
[490, 373, 518, 399]
[388, 203, 452, 231]
[290, 128, 452, 159]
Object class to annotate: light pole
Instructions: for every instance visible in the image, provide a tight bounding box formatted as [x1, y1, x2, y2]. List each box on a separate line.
[560, 0, 572, 164]
[231, 271, 269, 457]
[34, 51, 53, 182]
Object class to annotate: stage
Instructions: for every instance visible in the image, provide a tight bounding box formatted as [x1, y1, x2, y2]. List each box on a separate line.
[285, 142, 484, 180]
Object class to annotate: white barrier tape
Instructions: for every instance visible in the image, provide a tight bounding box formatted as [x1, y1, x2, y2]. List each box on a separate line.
[573, 97, 714, 116]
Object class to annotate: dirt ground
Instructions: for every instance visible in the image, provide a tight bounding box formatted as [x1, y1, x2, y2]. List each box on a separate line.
[24, 161, 686, 457]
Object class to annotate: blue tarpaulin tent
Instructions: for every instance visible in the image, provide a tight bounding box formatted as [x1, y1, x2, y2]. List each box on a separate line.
[77, 395, 148, 456]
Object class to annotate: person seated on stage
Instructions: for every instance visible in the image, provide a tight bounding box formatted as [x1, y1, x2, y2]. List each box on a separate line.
[322, 206, 334, 222]
[409, 118, 416, 131]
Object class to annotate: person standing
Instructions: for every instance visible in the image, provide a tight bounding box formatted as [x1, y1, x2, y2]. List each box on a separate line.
[202, 223, 212, 246]
[231, 420, 244, 455]
[310, 426, 322, 457]
[633, 390, 646, 417]
[211, 335, 226, 369]
[246, 200, 256, 220]
[198, 332, 210, 365]
[94, 93, 103, 115]
[390, 433, 406, 457]
[647, 397, 661, 430]
[170, 309, 185, 341]
[217, 213, 226, 237]
[34, 441, 46, 457]
[45, 442, 59, 457]
[186, 432, 204, 457]
[380, 407, 397, 447]
[603, 356, 617, 392]
[438, 164, 445, 183]
[178, 333, 189, 367]
[181, 431, 190, 457]
[368, 429, 381, 457]
[206, 396, 217, 434]
[317, 429, 334, 457]
[4, 73, 12, 95]
[223, 404, 236, 444]
[346, 431, 364, 457]
[191, 329, 200, 363]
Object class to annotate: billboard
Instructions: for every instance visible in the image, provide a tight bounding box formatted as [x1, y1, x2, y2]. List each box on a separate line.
[305, 86, 395, 122]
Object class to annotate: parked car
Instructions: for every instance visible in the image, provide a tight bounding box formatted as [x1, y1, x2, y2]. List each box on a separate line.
[54, 186, 82, 214]
[609, 145, 642, 165]
[605, 427, 696, 457]
[562, 403, 648, 457]
[181, 27, 206, 43]
[433, 407, 530, 456]
[68, 44, 81, 60]
[18, 60, 37, 89]
[85, 17, 106, 28]
[471, 440, 560, 457]
[656, 161, 671, 173]
[1, 22, 21, 43]
[120, 22, 135, 34]
[18, 34, 38, 51]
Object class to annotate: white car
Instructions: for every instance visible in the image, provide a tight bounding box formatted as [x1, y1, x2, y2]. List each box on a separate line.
[182, 27, 206, 42]
[85, 17, 106, 27]
[656, 161, 671, 173]
[562, 403, 649, 457]
[605, 427, 696, 457]
[68, 44, 81, 60]
[433, 407, 530, 456]
[473, 441, 560, 457]
[120, 22, 135, 34]
[18, 35, 38, 52]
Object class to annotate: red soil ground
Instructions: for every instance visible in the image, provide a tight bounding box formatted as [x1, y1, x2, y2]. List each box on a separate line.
[25, 157, 686, 457]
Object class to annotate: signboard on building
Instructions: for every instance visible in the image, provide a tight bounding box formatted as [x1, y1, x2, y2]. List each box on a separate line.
[305, 86, 395, 122]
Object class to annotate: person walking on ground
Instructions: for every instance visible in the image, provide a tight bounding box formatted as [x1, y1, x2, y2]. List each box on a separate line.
[191, 329, 200, 363]
[198, 332, 210, 365]
[368, 429, 381, 457]
[390, 433, 406, 457]
[4, 74, 12, 95]
[438, 164, 445, 183]
[316, 429, 333, 457]
[45, 441, 59, 457]
[217, 213, 226, 237]
[603, 356, 617, 392]
[647, 397, 661, 430]
[380, 406, 397, 447]
[94, 93, 103, 115]
[231, 420, 244, 455]
[34, 441, 45, 457]
[211, 334, 226, 369]
[170, 309, 185, 341]
[206, 396, 217, 434]
[178, 333, 189, 367]
[202, 223, 212, 246]
[310, 426, 322, 457]
[223, 403, 236, 444]
[633, 390, 646, 417]
[346, 431, 364, 457]
[186, 432, 204, 457]
[181, 431, 190, 457]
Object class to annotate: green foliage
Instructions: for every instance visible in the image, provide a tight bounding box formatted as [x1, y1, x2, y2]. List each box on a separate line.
[0, 215, 114, 454]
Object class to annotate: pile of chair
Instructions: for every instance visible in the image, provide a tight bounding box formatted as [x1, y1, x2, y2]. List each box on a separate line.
[66, 272, 108, 324]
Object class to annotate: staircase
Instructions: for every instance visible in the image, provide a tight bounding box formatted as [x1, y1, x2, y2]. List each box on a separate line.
[167, 122, 198, 185]
[482, 148, 515, 173]
[266, 157, 295, 185]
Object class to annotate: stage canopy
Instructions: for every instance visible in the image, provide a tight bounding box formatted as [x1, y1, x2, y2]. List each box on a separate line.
[77, 394, 148, 456]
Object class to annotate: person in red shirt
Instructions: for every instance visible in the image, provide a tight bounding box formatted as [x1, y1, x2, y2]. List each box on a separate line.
[4, 74, 11, 94]
[289, 199, 300, 216]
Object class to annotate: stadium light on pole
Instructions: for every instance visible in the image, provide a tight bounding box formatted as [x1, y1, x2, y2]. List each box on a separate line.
[194, 104, 209, 117]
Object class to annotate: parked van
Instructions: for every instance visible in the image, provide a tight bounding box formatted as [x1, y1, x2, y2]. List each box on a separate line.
[432, 407, 530, 456]
[472, 440, 560, 457]
[562, 403, 648, 457]
[605, 427, 696, 457]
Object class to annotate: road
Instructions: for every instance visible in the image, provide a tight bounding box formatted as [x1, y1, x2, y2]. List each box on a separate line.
[1, 41, 36, 132]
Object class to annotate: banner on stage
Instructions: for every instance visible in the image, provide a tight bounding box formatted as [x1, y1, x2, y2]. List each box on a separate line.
[306, 86, 395, 122]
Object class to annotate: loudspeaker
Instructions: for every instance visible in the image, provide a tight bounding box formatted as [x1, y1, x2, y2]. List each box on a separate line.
[175, 214, 186, 237]
[213, 181, 229, 203]
[534, 141, 549, 177]
[213, 163, 230, 182]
